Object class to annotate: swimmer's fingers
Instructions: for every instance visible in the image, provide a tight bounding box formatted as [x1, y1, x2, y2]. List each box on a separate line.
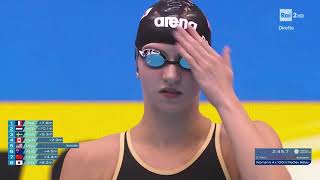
[173, 33, 200, 70]
[186, 25, 232, 68]
[173, 27, 211, 69]
[221, 45, 232, 68]
[186, 25, 221, 59]
[175, 42, 196, 68]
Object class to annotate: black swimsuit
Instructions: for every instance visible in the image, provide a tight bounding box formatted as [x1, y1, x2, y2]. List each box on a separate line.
[112, 123, 230, 180]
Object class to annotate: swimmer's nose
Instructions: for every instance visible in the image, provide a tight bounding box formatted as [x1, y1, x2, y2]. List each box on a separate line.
[162, 63, 181, 85]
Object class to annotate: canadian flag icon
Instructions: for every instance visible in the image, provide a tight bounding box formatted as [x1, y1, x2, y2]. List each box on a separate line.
[16, 137, 23, 143]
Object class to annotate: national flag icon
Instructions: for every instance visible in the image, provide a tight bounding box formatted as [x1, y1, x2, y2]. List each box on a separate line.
[15, 132, 24, 137]
[15, 125, 24, 131]
[16, 143, 24, 149]
[15, 120, 25, 126]
[16, 148, 24, 155]
[16, 160, 23, 166]
[16, 154, 24, 160]
[15, 137, 24, 143]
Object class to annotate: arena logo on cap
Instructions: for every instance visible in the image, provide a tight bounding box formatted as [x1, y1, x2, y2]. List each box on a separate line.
[154, 17, 198, 30]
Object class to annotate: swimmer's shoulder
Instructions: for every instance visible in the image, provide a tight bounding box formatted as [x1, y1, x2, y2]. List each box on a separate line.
[60, 133, 122, 180]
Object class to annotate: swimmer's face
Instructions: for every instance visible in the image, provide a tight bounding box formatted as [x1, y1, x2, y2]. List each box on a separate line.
[137, 43, 200, 112]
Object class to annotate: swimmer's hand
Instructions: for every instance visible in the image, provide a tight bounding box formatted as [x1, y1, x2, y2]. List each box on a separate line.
[174, 26, 292, 180]
[173, 26, 236, 109]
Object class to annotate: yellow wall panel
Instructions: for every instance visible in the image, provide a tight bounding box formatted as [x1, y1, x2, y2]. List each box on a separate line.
[0, 102, 319, 180]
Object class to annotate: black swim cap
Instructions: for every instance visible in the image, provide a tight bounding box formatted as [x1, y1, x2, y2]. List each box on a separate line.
[135, 0, 211, 50]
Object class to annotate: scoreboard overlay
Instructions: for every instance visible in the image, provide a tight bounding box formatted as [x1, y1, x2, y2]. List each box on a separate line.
[7, 120, 79, 166]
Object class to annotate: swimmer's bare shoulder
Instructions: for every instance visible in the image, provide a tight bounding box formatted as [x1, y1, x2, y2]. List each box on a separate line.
[59, 133, 121, 180]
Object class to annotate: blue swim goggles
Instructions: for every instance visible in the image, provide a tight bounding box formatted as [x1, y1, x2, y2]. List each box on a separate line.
[138, 49, 191, 70]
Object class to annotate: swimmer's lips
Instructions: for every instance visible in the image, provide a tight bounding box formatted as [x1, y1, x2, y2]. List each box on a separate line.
[159, 88, 182, 95]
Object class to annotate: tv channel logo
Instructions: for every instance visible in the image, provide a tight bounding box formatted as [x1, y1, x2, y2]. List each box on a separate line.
[280, 9, 292, 22]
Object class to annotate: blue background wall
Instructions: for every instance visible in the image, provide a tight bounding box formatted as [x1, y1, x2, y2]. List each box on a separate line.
[1, 2, 320, 180]
[0, 0, 319, 101]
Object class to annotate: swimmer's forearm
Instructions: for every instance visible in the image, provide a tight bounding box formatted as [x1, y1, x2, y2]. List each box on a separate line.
[215, 95, 291, 180]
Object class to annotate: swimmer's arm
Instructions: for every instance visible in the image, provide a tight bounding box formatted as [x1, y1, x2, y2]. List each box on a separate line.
[59, 136, 120, 180]
[216, 97, 292, 180]
[59, 148, 91, 180]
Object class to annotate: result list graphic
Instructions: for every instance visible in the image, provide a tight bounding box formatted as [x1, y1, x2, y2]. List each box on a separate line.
[8, 120, 79, 166]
